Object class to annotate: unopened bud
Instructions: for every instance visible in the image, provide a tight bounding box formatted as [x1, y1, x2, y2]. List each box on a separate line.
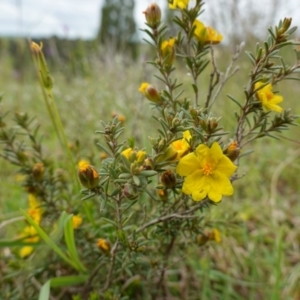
[31, 41, 53, 90]
[161, 38, 176, 68]
[224, 141, 240, 161]
[122, 183, 138, 200]
[143, 158, 155, 170]
[78, 164, 100, 189]
[138, 82, 162, 104]
[161, 170, 177, 188]
[196, 234, 209, 246]
[155, 146, 178, 163]
[97, 238, 111, 254]
[143, 3, 161, 29]
[136, 150, 146, 163]
[207, 228, 221, 243]
[208, 118, 218, 131]
[32, 163, 44, 181]
[157, 188, 169, 201]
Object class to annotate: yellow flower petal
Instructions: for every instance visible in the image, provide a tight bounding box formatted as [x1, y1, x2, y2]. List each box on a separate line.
[169, 0, 189, 10]
[72, 215, 83, 229]
[171, 130, 191, 159]
[19, 246, 34, 258]
[176, 152, 201, 177]
[255, 81, 284, 113]
[182, 170, 206, 195]
[121, 148, 133, 159]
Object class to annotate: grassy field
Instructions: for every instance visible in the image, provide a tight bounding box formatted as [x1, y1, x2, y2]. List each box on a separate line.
[0, 38, 300, 299]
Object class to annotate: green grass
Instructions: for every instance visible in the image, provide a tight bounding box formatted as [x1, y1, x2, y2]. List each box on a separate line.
[0, 41, 300, 299]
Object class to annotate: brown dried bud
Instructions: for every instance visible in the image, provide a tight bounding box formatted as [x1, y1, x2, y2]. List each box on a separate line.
[161, 170, 177, 188]
[32, 163, 44, 181]
[143, 3, 161, 29]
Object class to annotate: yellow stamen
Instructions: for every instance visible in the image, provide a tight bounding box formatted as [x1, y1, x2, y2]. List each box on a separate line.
[202, 163, 213, 176]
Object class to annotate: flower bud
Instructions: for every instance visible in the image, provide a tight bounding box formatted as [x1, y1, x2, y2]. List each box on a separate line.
[161, 170, 177, 188]
[223, 141, 240, 162]
[207, 228, 221, 243]
[122, 183, 138, 200]
[208, 117, 218, 131]
[143, 3, 161, 29]
[196, 234, 209, 246]
[143, 158, 155, 170]
[136, 150, 146, 163]
[97, 238, 111, 254]
[138, 83, 162, 104]
[32, 163, 44, 181]
[100, 152, 108, 160]
[155, 146, 178, 163]
[31, 42, 54, 89]
[78, 164, 100, 189]
[161, 38, 176, 68]
[157, 188, 169, 201]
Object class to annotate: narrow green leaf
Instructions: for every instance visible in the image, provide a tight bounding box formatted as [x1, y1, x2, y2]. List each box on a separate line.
[50, 275, 88, 287]
[64, 215, 87, 273]
[227, 94, 243, 109]
[21, 209, 79, 272]
[38, 280, 50, 300]
[38, 275, 88, 300]
[133, 175, 140, 186]
[245, 51, 256, 65]
[50, 211, 70, 242]
[101, 217, 118, 228]
[0, 238, 42, 247]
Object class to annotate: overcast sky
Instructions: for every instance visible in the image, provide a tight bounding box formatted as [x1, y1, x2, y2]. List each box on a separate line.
[0, 0, 299, 40]
[0, 0, 167, 39]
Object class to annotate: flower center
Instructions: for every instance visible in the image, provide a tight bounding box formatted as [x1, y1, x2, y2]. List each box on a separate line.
[202, 163, 213, 176]
[266, 91, 273, 101]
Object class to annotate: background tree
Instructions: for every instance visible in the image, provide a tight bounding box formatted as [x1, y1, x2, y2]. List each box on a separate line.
[97, 0, 138, 59]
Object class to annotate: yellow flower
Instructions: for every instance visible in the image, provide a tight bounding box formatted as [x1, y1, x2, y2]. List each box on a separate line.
[97, 238, 111, 254]
[121, 147, 134, 160]
[72, 215, 83, 229]
[19, 224, 40, 258]
[171, 130, 191, 159]
[28, 194, 43, 224]
[169, 0, 189, 9]
[138, 83, 161, 103]
[19, 246, 34, 258]
[161, 38, 176, 67]
[254, 82, 283, 113]
[176, 142, 237, 202]
[136, 150, 146, 163]
[117, 114, 126, 123]
[78, 159, 90, 168]
[209, 228, 221, 243]
[121, 148, 146, 163]
[21, 226, 39, 243]
[193, 20, 223, 44]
